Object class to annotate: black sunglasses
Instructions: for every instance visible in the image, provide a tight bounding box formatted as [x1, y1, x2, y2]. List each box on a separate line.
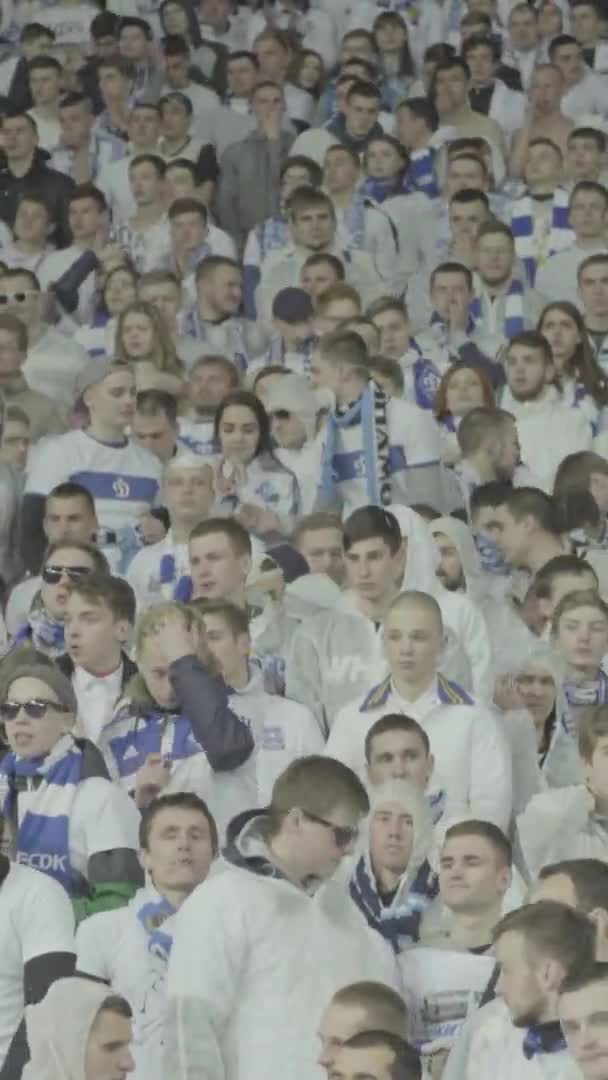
[42, 565, 92, 585]
[301, 809, 359, 849]
[1, 698, 71, 721]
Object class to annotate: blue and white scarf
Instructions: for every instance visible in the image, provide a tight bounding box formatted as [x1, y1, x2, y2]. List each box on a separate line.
[1, 734, 83, 894]
[106, 705, 203, 785]
[523, 1022, 567, 1060]
[510, 188, 572, 286]
[430, 308, 477, 347]
[159, 554, 193, 603]
[181, 309, 249, 373]
[320, 381, 392, 506]
[562, 671, 608, 735]
[260, 333, 316, 376]
[350, 854, 438, 951]
[360, 175, 403, 206]
[474, 528, 511, 576]
[135, 886, 176, 961]
[403, 148, 440, 200]
[470, 277, 526, 340]
[403, 340, 442, 410]
[340, 184, 369, 249]
[13, 607, 65, 658]
[255, 214, 290, 262]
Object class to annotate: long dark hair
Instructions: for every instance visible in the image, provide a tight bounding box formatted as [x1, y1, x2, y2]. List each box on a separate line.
[214, 389, 274, 459]
[159, 0, 202, 47]
[538, 300, 608, 406]
[372, 11, 415, 79]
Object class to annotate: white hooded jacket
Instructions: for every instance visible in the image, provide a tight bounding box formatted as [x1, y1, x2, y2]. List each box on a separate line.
[22, 977, 115, 1080]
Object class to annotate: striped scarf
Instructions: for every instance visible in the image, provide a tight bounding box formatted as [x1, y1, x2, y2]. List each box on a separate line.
[470, 277, 525, 340]
[403, 148, 440, 200]
[320, 381, 392, 506]
[339, 185, 369, 250]
[403, 340, 442, 410]
[255, 214, 290, 262]
[105, 705, 204, 785]
[350, 854, 438, 951]
[510, 188, 572, 286]
[134, 885, 176, 961]
[561, 671, 608, 736]
[1, 734, 83, 894]
[430, 308, 477, 346]
[159, 554, 193, 603]
[13, 608, 65, 658]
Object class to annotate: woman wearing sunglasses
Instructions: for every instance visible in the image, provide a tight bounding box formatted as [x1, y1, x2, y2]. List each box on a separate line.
[12, 541, 108, 657]
[0, 663, 141, 921]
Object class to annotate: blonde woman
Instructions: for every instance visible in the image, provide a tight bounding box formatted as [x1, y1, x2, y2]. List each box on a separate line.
[115, 300, 185, 398]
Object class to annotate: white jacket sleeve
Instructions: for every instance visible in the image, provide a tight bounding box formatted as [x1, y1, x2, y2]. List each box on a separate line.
[76, 911, 115, 980]
[459, 597, 495, 703]
[324, 706, 363, 775]
[515, 785, 594, 881]
[469, 708, 512, 831]
[163, 877, 246, 1080]
[285, 622, 327, 737]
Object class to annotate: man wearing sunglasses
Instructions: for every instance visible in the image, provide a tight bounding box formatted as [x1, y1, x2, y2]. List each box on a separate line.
[164, 755, 399, 1080]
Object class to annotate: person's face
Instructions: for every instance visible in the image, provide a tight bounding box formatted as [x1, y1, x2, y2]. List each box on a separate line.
[291, 205, 335, 251]
[227, 56, 258, 97]
[170, 210, 206, 251]
[495, 420, 521, 478]
[200, 0, 230, 29]
[345, 537, 402, 605]
[396, 105, 425, 150]
[99, 66, 130, 103]
[297, 526, 344, 584]
[449, 198, 488, 242]
[299, 52, 323, 90]
[505, 345, 551, 401]
[0, 328, 24, 375]
[434, 66, 469, 113]
[270, 408, 307, 450]
[509, 8, 539, 49]
[121, 311, 154, 358]
[59, 104, 92, 148]
[281, 165, 315, 202]
[444, 367, 485, 416]
[290, 800, 361, 881]
[69, 197, 103, 244]
[84, 370, 137, 430]
[324, 149, 359, 194]
[200, 265, 242, 316]
[466, 44, 496, 84]
[434, 531, 465, 590]
[1, 275, 41, 325]
[445, 158, 486, 197]
[0, 417, 30, 469]
[370, 798, 414, 879]
[139, 634, 179, 707]
[131, 412, 176, 462]
[572, 3, 600, 44]
[540, 308, 581, 367]
[579, 264, 608, 317]
[254, 39, 287, 80]
[64, 594, 126, 671]
[477, 234, 515, 287]
[163, 464, 214, 522]
[188, 361, 234, 410]
[120, 26, 148, 61]
[14, 199, 50, 245]
[529, 68, 563, 113]
[317, 1002, 369, 1072]
[553, 43, 584, 86]
[85, 1010, 135, 1080]
[29, 65, 60, 105]
[44, 495, 97, 545]
[218, 404, 260, 464]
[344, 93, 380, 137]
[538, 2, 563, 40]
[139, 281, 180, 326]
[570, 188, 608, 239]
[130, 162, 163, 206]
[105, 271, 137, 316]
[162, 2, 189, 35]
[3, 675, 73, 758]
[41, 546, 97, 618]
[329, 1045, 397, 1080]
[164, 53, 190, 88]
[301, 263, 340, 298]
[22, 33, 54, 60]
[431, 271, 472, 320]
[340, 34, 376, 64]
[316, 299, 361, 335]
[374, 16, 407, 52]
[128, 107, 160, 147]
[590, 471, 608, 515]
[561, 981, 608, 1079]
[201, 612, 248, 679]
[189, 532, 250, 599]
[371, 309, 409, 358]
[515, 667, 557, 728]
[140, 805, 215, 894]
[495, 931, 549, 1027]
[165, 166, 198, 203]
[544, 571, 598, 624]
[384, 603, 443, 685]
[491, 505, 530, 565]
[440, 834, 510, 913]
[365, 139, 403, 180]
[557, 603, 608, 672]
[524, 142, 562, 187]
[567, 136, 603, 181]
[3, 116, 37, 160]
[161, 98, 191, 137]
[367, 729, 432, 788]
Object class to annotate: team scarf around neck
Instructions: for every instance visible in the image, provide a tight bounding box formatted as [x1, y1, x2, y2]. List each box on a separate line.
[13, 607, 65, 658]
[134, 884, 176, 961]
[319, 381, 392, 507]
[470, 276, 525, 339]
[106, 705, 202, 783]
[510, 187, 572, 286]
[349, 853, 438, 952]
[402, 147, 440, 199]
[404, 339, 442, 409]
[0, 733, 83, 894]
[159, 553, 193, 603]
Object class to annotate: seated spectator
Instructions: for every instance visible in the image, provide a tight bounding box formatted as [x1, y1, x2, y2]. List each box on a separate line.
[0, 403, 31, 472]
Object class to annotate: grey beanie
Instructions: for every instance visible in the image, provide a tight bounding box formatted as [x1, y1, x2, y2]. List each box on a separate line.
[5, 664, 78, 716]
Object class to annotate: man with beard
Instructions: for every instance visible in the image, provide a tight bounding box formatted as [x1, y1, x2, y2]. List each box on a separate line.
[178, 355, 240, 457]
[500, 331, 593, 491]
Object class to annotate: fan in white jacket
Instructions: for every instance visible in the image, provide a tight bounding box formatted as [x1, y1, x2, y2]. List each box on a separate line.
[325, 591, 512, 831]
[162, 759, 400, 1080]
